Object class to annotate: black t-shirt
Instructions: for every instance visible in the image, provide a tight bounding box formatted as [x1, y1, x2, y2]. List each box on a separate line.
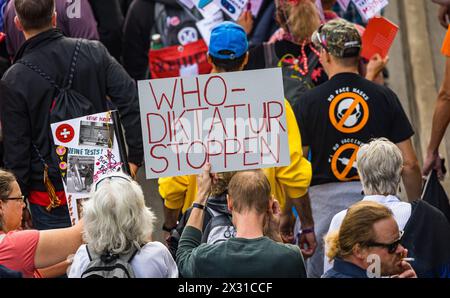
[294, 72, 414, 186]
[245, 39, 328, 86]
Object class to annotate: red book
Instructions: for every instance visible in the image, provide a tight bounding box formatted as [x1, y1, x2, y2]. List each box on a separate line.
[361, 16, 399, 60]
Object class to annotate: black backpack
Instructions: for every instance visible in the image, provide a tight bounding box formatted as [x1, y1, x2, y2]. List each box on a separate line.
[17, 39, 97, 124]
[263, 42, 318, 107]
[167, 193, 235, 260]
[152, 3, 201, 47]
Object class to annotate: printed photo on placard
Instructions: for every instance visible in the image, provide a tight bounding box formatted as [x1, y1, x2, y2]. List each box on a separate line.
[67, 155, 95, 194]
[51, 111, 128, 225]
[78, 120, 115, 149]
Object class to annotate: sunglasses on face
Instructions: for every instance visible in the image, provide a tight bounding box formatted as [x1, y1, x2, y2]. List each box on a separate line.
[365, 230, 404, 254]
[312, 24, 328, 52]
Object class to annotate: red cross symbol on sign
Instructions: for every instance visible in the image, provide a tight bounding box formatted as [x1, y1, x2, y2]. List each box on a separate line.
[55, 124, 75, 143]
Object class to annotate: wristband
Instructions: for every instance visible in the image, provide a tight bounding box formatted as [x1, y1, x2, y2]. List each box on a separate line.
[192, 203, 205, 210]
[300, 227, 315, 235]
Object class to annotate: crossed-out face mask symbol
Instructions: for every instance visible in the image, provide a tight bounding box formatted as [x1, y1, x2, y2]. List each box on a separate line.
[337, 98, 362, 127]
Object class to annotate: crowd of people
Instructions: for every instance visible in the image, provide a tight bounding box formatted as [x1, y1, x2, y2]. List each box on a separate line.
[0, 0, 450, 279]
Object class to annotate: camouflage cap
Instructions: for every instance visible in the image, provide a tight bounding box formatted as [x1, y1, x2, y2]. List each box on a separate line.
[312, 19, 361, 58]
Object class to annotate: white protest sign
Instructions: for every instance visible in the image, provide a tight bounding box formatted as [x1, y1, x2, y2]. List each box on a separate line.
[51, 111, 124, 225]
[194, 0, 221, 18]
[196, 10, 224, 46]
[352, 0, 388, 21]
[138, 68, 290, 179]
[179, 0, 195, 9]
[213, 0, 248, 21]
[337, 0, 351, 11]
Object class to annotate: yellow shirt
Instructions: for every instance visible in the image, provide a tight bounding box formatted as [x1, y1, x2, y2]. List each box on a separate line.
[158, 100, 312, 213]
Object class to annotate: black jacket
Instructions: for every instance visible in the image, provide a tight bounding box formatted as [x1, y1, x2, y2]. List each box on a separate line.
[122, 0, 180, 81]
[0, 29, 143, 196]
[88, 0, 124, 61]
[402, 200, 450, 277]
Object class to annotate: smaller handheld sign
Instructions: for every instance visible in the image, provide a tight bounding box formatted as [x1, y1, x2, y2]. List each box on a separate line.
[213, 0, 248, 21]
[361, 16, 398, 60]
[196, 10, 224, 46]
[352, 0, 388, 22]
[51, 111, 125, 225]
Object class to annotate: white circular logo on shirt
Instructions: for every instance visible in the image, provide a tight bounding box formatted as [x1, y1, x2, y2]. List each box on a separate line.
[177, 27, 198, 46]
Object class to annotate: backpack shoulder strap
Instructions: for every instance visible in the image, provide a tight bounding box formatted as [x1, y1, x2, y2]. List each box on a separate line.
[127, 246, 139, 263]
[263, 42, 278, 68]
[16, 59, 60, 89]
[65, 39, 82, 89]
[85, 245, 99, 262]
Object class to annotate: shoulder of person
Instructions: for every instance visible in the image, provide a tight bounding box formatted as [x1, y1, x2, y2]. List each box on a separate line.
[362, 77, 399, 99]
[414, 200, 450, 224]
[273, 241, 302, 256]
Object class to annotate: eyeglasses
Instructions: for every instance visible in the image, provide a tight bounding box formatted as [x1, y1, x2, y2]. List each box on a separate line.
[312, 24, 328, 52]
[93, 175, 132, 191]
[1, 195, 25, 203]
[365, 230, 404, 254]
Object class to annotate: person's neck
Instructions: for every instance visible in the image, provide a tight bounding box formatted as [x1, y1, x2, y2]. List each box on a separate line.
[23, 26, 53, 40]
[233, 211, 265, 239]
[327, 66, 359, 79]
[342, 255, 367, 271]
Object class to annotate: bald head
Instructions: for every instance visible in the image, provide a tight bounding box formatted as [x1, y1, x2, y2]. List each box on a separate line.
[227, 170, 271, 214]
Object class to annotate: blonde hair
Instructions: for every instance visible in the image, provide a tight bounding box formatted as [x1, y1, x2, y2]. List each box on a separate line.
[83, 173, 156, 255]
[275, 0, 321, 43]
[325, 201, 393, 261]
[210, 171, 236, 197]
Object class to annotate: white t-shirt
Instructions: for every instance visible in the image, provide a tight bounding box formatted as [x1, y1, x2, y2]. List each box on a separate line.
[68, 242, 178, 278]
[323, 195, 412, 274]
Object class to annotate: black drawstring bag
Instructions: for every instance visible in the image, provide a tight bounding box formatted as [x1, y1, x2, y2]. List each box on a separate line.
[422, 169, 450, 223]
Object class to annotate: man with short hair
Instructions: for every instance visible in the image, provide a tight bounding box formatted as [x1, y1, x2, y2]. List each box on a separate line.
[0, 0, 143, 230]
[159, 22, 316, 259]
[293, 19, 422, 277]
[176, 164, 307, 278]
[325, 138, 450, 277]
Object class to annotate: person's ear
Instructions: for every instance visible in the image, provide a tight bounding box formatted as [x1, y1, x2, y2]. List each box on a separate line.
[353, 243, 368, 260]
[14, 16, 24, 32]
[227, 194, 233, 211]
[242, 52, 249, 67]
[267, 195, 275, 212]
[52, 11, 57, 28]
